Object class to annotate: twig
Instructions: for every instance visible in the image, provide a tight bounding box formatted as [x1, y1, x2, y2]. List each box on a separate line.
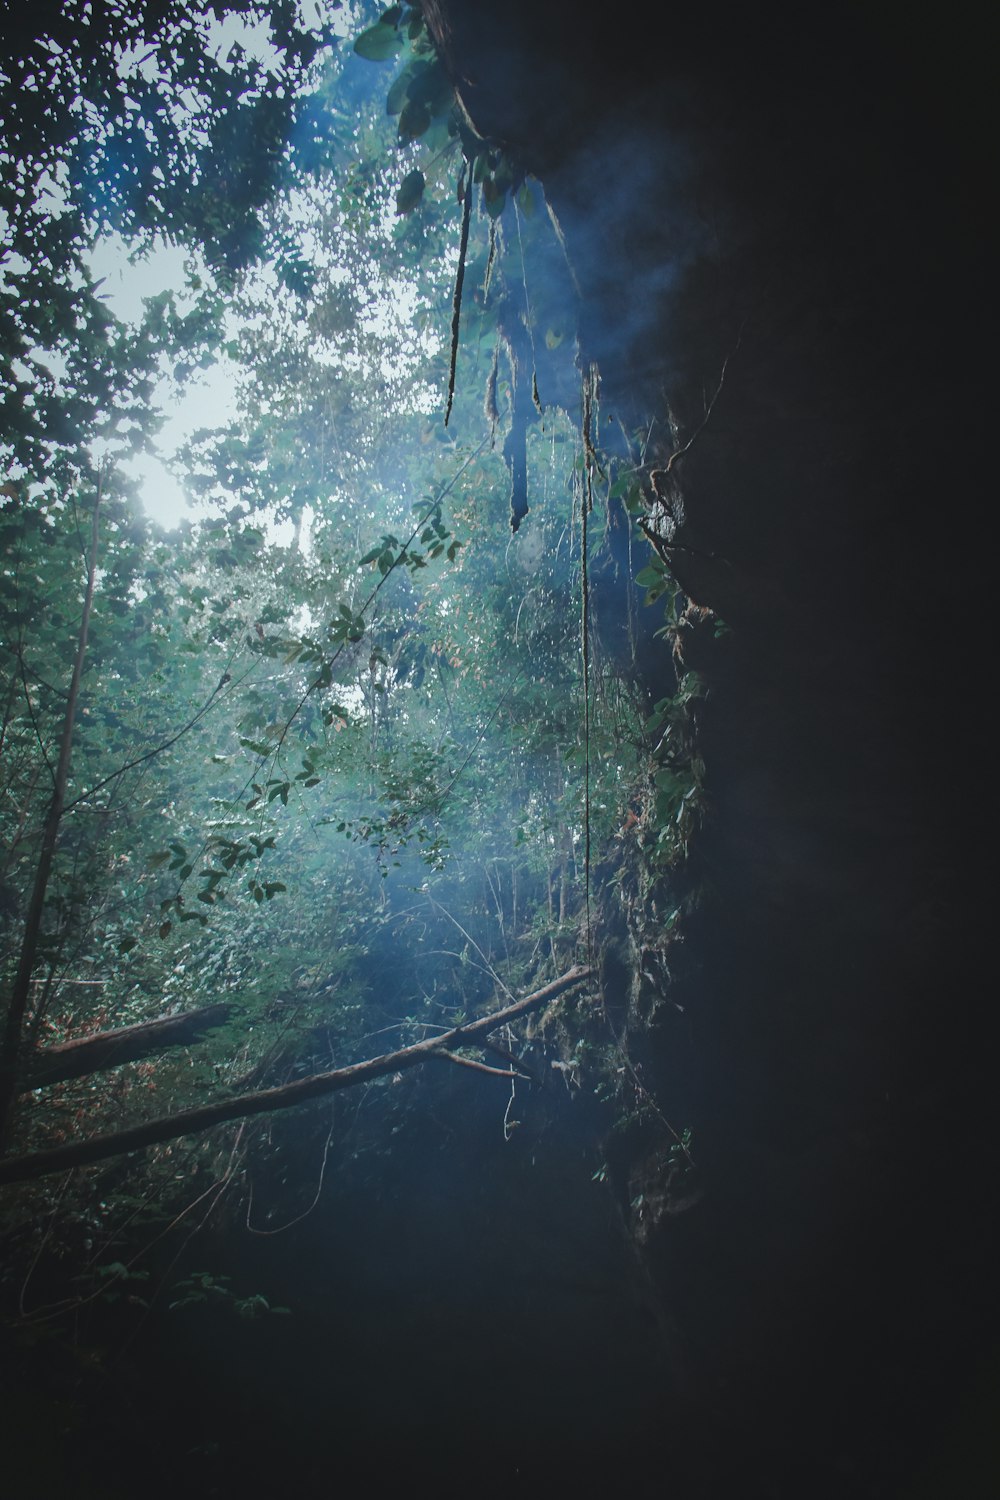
[665, 327, 744, 473]
[423, 893, 515, 1000]
[433, 1049, 520, 1079]
[481, 1036, 542, 1085]
[245, 1104, 335, 1236]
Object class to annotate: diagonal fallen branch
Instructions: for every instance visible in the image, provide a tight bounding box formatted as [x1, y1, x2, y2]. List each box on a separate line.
[0, 967, 591, 1187]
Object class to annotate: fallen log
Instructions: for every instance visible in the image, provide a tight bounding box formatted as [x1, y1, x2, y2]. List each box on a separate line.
[0, 966, 591, 1186]
[24, 1003, 234, 1090]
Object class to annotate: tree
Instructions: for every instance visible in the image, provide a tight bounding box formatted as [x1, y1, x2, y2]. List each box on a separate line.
[0, 464, 105, 1146]
[0, 0, 674, 1242]
[1, 1, 343, 483]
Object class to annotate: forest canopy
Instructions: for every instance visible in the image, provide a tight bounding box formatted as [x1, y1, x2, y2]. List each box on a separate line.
[0, 0, 693, 1229]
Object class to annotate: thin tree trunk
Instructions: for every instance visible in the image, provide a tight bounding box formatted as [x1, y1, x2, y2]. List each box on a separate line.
[0, 472, 104, 1150]
[0, 966, 591, 1186]
[23, 1004, 233, 1090]
[0, 761, 42, 882]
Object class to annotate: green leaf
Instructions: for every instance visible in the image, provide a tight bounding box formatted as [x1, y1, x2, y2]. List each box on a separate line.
[386, 65, 416, 115]
[97, 1261, 128, 1279]
[395, 169, 425, 215]
[406, 57, 451, 112]
[482, 178, 507, 219]
[353, 20, 402, 62]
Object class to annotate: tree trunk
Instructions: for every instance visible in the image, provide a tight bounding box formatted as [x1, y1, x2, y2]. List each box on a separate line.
[0, 472, 104, 1150]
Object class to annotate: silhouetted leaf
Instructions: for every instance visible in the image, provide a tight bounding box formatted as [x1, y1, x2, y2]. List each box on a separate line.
[395, 169, 425, 214]
[353, 20, 402, 62]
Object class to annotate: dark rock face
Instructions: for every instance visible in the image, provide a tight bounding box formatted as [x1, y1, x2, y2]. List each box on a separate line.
[430, 3, 995, 1492]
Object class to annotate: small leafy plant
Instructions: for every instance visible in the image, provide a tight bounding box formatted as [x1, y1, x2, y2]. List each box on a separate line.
[169, 1271, 290, 1318]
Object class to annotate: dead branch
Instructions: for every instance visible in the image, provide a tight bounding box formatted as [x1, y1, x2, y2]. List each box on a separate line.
[0, 967, 591, 1187]
[23, 1004, 234, 1091]
[481, 1036, 542, 1084]
[433, 1049, 520, 1079]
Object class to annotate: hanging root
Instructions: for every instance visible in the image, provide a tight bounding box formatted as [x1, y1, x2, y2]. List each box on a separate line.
[504, 399, 529, 532]
[513, 194, 543, 418]
[544, 195, 582, 300]
[485, 338, 501, 438]
[483, 217, 499, 299]
[445, 169, 474, 427]
[580, 362, 599, 966]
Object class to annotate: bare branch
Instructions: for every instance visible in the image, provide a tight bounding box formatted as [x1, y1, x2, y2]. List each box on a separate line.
[432, 1049, 520, 1079]
[24, 1004, 233, 1090]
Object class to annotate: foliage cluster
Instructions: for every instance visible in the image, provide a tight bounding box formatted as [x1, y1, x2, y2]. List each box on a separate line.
[0, 0, 700, 1299]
